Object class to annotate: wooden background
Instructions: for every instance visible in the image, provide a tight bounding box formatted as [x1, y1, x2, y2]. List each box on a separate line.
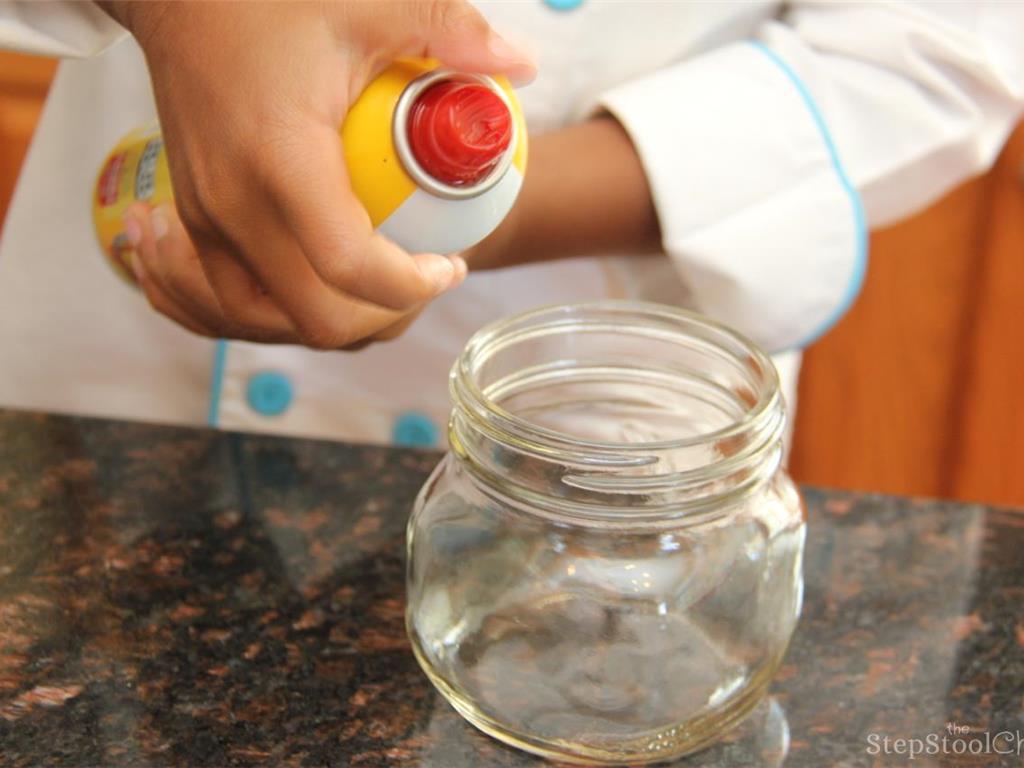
[790, 123, 1024, 507]
[2, 51, 1022, 507]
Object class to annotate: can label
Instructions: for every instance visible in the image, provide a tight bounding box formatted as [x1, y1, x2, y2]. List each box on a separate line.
[92, 123, 173, 283]
[134, 138, 164, 201]
[97, 152, 127, 207]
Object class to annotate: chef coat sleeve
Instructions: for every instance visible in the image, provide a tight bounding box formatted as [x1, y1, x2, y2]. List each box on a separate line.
[0, 2, 126, 57]
[599, 1, 1024, 352]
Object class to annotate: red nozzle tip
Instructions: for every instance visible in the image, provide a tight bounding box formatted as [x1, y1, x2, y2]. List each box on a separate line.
[407, 80, 513, 187]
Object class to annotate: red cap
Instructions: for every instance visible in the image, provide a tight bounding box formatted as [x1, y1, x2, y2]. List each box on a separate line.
[407, 80, 513, 187]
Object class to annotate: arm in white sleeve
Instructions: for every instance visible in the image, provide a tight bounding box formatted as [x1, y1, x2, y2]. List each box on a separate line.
[0, 1, 126, 57]
[600, 1, 1024, 352]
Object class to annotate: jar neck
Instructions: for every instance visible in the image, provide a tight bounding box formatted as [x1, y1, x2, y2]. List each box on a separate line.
[449, 302, 786, 525]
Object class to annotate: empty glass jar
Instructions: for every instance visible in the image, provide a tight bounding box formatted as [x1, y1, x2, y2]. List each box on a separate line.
[406, 301, 805, 764]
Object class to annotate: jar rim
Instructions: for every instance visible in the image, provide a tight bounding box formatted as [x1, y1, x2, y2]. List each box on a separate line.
[452, 301, 780, 451]
[448, 301, 787, 521]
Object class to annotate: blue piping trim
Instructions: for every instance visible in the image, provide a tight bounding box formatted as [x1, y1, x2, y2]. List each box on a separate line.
[207, 340, 228, 427]
[749, 41, 868, 351]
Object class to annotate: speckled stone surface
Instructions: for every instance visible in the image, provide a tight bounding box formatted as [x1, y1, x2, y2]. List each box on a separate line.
[0, 409, 1022, 767]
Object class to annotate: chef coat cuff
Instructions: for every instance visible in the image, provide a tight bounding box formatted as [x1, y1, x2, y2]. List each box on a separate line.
[0, 2, 127, 58]
[599, 41, 867, 352]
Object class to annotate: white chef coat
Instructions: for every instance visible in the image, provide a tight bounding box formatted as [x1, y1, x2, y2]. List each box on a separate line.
[0, 1, 1021, 447]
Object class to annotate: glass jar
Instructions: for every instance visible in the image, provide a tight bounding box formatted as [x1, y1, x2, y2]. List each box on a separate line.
[406, 302, 805, 765]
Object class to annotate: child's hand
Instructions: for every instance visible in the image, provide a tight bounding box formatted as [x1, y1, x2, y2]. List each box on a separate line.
[101, 0, 531, 348]
[463, 117, 661, 271]
[123, 202, 466, 348]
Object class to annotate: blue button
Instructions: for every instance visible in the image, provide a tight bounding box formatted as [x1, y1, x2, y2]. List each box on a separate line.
[246, 371, 293, 417]
[392, 411, 439, 448]
[544, 0, 584, 10]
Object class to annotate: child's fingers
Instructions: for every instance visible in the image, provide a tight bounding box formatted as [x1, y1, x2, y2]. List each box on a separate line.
[371, 314, 420, 342]
[341, 257, 467, 349]
[148, 205, 299, 343]
[165, 203, 303, 342]
[255, 122, 458, 313]
[130, 251, 219, 338]
[123, 204, 465, 349]
[126, 204, 294, 343]
[129, 204, 230, 331]
[191, 245, 301, 343]
[373, 258, 466, 343]
[124, 205, 220, 337]
[338, 308, 422, 350]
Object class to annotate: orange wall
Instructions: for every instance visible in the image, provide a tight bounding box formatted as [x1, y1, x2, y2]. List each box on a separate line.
[0, 52, 57, 225]
[790, 124, 1024, 506]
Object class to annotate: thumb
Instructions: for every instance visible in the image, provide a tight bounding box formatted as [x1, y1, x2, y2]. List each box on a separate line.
[414, 1, 536, 84]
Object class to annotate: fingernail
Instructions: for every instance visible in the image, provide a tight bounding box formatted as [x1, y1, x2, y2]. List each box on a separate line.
[488, 32, 536, 74]
[449, 256, 468, 287]
[423, 255, 455, 294]
[151, 207, 169, 240]
[130, 252, 146, 283]
[122, 216, 142, 247]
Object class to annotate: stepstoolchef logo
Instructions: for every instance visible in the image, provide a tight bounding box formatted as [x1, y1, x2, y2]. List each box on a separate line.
[866, 722, 1024, 760]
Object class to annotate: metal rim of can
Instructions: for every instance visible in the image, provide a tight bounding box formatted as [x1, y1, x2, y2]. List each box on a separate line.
[391, 69, 518, 201]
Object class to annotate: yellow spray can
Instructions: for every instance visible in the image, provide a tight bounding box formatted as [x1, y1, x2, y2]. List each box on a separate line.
[93, 58, 527, 282]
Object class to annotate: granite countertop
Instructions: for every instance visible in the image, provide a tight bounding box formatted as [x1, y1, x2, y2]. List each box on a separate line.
[0, 409, 1021, 767]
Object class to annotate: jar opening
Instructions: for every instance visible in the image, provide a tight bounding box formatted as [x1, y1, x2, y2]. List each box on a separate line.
[450, 302, 786, 521]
